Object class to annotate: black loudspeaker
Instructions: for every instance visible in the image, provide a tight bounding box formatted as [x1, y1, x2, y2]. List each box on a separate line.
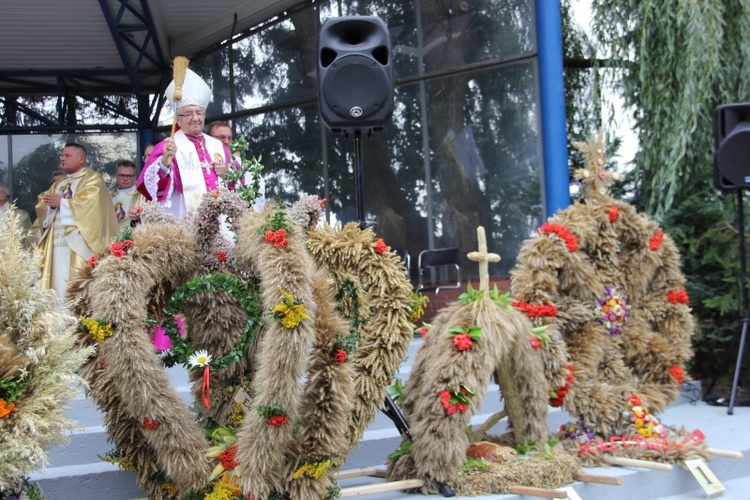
[318, 16, 394, 134]
[714, 103, 750, 190]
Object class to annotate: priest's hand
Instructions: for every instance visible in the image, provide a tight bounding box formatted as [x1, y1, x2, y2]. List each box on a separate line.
[161, 138, 177, 166]
[43, 193, 61, 209]
[127, 205, 141, 220]
[214, 155, 229, 178]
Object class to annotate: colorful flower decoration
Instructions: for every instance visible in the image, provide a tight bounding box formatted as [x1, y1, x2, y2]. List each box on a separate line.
[188, 349, 212, 368]
[374, 237, 389, 254]
[559, 419, 594, 443]
[143, 418, 160, 430]
[530, 325, 552, 350]
[407, 291, 429, 322]
[607, 205, 619, 223]
[440, 384, 475, 415]
[625, 393, 666, 439]
[540, 223, 579, 252]
[511, 300, 558, 318]
[333, 349, 348, 363]
[448, 325, 482, 351]
[667, 289, 689, 304]
[293, 458, 332, 479]
[110, 239, 134, 258]
[549, 364, 575, 407]
[81, 316, 114, 343]
[271, 287, 309, 329]
[258, 404, 289, 427]
[649, 229, 664, 251]
[414, 322, 432, 341]
[594, 286, 630, 336]
[669, 365, 685, 387]
[0, 398, 15, 418]
[265, 228, 289, 249]
[218, 445, 239, 470]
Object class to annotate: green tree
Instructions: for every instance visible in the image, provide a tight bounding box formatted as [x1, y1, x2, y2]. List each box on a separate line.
[590, 0, 750, 381]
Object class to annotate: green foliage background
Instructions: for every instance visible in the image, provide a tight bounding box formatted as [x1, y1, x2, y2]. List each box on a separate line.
[583, 0, 750, 381]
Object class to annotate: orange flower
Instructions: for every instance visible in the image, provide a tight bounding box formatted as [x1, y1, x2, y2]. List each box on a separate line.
[607, 205, 619, 223]
[212, 190, 220, 199]
[374, 238, 389, 254]
[649, 230, 664, 251]
[0, 398, 15, 418]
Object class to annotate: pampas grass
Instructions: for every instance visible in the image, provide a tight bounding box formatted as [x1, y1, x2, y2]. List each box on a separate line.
[0, 211, 93, 492]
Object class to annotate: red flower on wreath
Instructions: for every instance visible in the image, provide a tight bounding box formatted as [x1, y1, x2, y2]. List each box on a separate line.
[550, 365, 575, 407]
[440, 384, 474, 415]
[0, 398, 15, 418]
[511, 300, 558, 318]
[334, 349, 348, 363]
[530, 337, 542, 350]
[453, 334, 474, 351]
[217, 251, 227, 262]
[87, 254, 98, 268]
[219, 445, 239, 470]
[669, 365, 685, 387]
[540, 223, 578, 252]
[667, 289, 689, 304]
[607, 205, 619, 223]
[268, 414, 288, 427]
[649, 229, 664, 251]
[110, 239, 134, 258]
[374, 238, 389, 254]
[628, 393, 642, 407]
[143, 418, 160, 429]
[265, 228, 288, 249]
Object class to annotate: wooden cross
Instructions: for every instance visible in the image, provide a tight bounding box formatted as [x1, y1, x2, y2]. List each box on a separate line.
[467, 226, 500, 291]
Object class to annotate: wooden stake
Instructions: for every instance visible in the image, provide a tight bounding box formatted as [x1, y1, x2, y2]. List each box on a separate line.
[339, 479, 424, 497]
[602, 456, 673, 471]
[334, 467, 387, 480]
[507, 485, 567, 498]
[573, 472, 622, 485]
[707, 448, 743, 459]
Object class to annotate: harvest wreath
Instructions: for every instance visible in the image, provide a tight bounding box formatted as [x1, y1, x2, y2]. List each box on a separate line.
[66, 190, 416, 499]
[511, 135, 704, 463]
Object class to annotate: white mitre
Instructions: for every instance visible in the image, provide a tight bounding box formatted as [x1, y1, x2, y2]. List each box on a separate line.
[166, 68, 212, 112]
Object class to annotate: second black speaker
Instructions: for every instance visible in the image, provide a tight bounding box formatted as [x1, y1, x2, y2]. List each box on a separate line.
[318, 16, 394, 134]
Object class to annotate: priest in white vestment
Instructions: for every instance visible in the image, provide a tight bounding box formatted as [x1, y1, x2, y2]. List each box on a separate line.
[35, 143, 119, 300]
[110, 159, 144, 232]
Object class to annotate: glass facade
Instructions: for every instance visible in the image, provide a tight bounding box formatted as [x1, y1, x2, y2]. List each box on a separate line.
[189, 0, 544, 279]
[1, 0, 543, 280]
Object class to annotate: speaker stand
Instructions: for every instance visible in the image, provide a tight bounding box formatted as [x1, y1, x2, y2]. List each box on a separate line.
[353, 132, 366, 227]
[703, 189, 750, 413]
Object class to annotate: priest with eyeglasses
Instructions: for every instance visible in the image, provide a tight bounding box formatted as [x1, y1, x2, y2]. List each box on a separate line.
[136, 69, 236, 219]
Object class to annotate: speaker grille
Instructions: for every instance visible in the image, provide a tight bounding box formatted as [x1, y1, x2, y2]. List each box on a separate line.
[321, 55, 389, 120]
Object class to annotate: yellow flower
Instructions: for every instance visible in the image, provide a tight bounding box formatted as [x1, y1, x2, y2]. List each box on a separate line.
[637, 427, 652, 437]
[273, 287, 309, 329]
[634, 418, 644, 427]
[81, 317, 114, 343]
[205, 480, 240, 500]
[293, 459, 332, 479]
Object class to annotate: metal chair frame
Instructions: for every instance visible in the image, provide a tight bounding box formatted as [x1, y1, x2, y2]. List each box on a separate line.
[416, 247, 461, 309]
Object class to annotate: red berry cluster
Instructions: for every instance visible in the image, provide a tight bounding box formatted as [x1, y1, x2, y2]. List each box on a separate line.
[264, 229, 288, 249]
[540, 223, 578, 252]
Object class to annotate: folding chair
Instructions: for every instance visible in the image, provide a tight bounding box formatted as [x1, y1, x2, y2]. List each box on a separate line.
[416, 247, 461, 310]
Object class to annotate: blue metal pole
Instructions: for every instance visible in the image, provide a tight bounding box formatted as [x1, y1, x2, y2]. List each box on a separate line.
[535, 0, 571, 217]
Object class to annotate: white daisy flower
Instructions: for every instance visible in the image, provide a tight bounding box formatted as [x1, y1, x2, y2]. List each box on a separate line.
[188, 349, 212, 367]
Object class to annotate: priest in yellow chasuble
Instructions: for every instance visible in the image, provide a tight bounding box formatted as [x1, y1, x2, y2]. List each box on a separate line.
[35, 143, 119, 301]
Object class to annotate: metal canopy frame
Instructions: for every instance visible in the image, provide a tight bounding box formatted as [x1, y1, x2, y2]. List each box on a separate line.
[0, 0, 168, 133]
